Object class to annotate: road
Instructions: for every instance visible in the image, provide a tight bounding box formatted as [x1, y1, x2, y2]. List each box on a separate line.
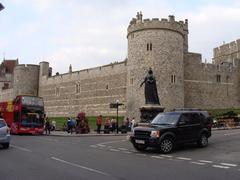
[0, 129, 240, 180]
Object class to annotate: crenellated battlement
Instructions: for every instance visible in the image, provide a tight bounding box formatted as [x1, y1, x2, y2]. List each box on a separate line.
[213, 39, 240, 58]
[127, 12, 188, 37]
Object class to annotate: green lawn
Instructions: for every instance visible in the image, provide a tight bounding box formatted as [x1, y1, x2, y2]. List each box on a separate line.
[48, 116, 124, 131]
[207, 108, 240, 119]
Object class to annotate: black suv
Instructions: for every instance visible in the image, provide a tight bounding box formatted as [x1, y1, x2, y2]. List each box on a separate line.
[130, 110, 212, 153]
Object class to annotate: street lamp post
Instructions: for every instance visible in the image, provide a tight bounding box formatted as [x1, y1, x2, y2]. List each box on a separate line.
[109, 100, 124, 134]
[116, 100, 119, 134]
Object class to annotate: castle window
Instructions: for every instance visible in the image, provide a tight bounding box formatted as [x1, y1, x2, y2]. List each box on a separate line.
[106, 84, 109, 90]
[171, 75, 176, 83]
[76, 83, 80, 94]
[147, 43, 153, 51]
[55, 87, 60, 96]
[131, 33, 134, 39]
[130, 78, 134, 85]
[226, 75, 230, 82]
[216, 75, 221, 83]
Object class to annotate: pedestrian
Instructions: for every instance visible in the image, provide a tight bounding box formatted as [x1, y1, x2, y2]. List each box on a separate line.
[104, 117, 111, 134]
[96, 115, 103, 134]
[45, 117, 51, 135]
[67, 117, 73, 134]
[111, 118, 116, 133]
[131, 117, 136, 132]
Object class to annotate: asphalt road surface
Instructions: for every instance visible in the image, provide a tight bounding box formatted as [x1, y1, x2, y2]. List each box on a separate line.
[1, 129, 240, 180]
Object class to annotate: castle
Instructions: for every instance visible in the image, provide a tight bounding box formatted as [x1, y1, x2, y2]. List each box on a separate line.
[1, 12, 240, 119]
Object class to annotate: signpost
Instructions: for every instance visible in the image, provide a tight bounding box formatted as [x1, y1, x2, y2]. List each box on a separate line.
[110, 100, 123, 134]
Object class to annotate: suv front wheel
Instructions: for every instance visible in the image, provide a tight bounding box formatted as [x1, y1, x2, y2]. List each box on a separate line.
[160, 137, 174, 153]
[197, 133, 208, 147]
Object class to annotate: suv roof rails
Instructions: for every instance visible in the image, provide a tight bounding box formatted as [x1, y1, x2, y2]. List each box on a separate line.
[172, 108, 203, 111]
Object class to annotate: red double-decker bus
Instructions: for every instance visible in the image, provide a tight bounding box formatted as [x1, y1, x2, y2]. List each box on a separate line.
[0, 95, 45, 134]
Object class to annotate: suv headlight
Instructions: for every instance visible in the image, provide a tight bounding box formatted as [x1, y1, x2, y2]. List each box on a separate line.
[150, 130, 160, 138]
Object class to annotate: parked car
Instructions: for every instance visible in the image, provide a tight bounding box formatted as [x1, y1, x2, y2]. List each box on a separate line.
[130, 109, 212, 153]
[0, 118, 10, 149]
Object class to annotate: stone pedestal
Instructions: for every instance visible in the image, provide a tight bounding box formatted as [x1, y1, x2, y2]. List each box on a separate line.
[139, 105, 165, 123]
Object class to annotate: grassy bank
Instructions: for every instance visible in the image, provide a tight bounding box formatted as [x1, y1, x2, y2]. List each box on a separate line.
[207, 108, 240, 119]
[48, 116, 124, 131]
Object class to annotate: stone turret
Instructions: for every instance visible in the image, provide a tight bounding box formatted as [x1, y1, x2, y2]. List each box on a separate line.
[126, 12, 186, 119]
[13, 64, 40, 97]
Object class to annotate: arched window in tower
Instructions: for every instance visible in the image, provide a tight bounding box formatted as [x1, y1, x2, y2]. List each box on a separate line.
[106, 84, 109, 90]
[171, 74, 176, 83]
[55, 87, 60, 96]
[147, 43, 153, 51]
[216, 74, 221, 83]
[130, 78, 134, 85]
[75, 83, 80, 94]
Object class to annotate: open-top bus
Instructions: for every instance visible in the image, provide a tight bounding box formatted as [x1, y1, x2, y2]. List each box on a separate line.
[0, 95, 45, 134]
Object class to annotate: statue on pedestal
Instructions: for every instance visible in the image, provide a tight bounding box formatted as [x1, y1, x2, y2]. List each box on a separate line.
[140, 68, 160, 105]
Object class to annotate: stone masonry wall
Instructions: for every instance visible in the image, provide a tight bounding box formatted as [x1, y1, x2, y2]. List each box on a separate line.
[184, 52, 240, 109]
[39, 62, 127, 117]
[0, 88, 13, 101]
[213, 39, 240, 65]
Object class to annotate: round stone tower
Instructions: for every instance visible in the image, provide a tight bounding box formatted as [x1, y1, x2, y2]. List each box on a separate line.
[126, 12, 188, 119]
[13, 64, 40, 97]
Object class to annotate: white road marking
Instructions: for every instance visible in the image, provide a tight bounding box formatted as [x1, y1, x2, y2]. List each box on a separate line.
[97, 140, 126, 146]
[160, 155, 173, 158]
[177, 157, 191, 161]
[151, 156, 163, 159]
[191, 162, 206, 165]
[135, 153, 146, 156]
[122, 151, 132, 154]
[212, 165, 230, 169]
[51, 157, 110, 176]
[109, 149, 120, 152]
[198, 160, 213, 163]
[11, 145, 32, 152]
[220, 163, 238, 167]
[107, 146, 113, 148]
[118, 148, 128, 151]
[97, 144, 105, 147]
[224, 132, 240, 136]
[90, 145, 97, 148]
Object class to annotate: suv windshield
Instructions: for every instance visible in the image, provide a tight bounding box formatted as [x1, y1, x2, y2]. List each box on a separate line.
[151, 113, 180, 125]
[0, 119, 6, 128]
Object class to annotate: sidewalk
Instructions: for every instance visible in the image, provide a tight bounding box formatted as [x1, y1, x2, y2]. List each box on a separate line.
[212, 126, 240, 131]
[46, 130, 130, 137]
[45, 126, 240, 137]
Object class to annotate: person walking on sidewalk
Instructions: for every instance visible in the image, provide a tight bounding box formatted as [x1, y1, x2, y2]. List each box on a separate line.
[45, 117, 51, 135]
[96, 115, 103, 134]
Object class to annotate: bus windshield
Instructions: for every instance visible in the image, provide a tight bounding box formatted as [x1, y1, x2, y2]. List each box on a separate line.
[21, 96, 44, 107]
[21, 112, 44, 128]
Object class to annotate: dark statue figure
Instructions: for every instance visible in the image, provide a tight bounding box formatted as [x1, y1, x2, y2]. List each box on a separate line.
[140, 68, 160, 105]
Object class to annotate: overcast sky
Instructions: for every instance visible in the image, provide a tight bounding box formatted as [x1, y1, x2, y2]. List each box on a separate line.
[0, 0, 240, 74]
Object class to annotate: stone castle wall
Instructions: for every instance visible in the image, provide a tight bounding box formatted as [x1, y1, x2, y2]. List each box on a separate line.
[0, 88, 13, 101]
[38, 62, 127, 117]
[184, 52, 240, 109]
[213, 39, 240, 65]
